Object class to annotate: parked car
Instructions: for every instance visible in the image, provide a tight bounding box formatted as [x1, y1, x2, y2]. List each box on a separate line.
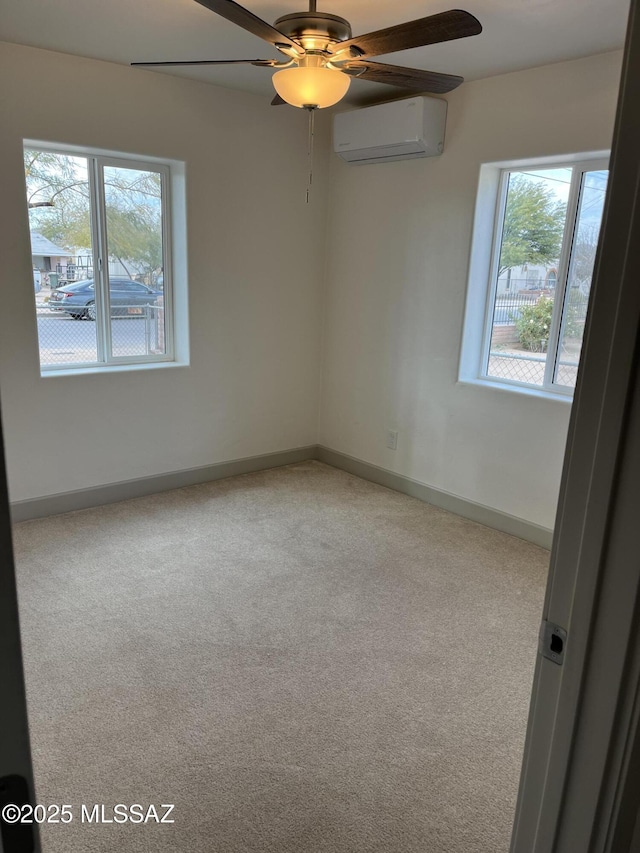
[48, 277, 161, 319]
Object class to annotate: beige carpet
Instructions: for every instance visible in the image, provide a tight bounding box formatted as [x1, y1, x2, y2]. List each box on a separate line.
[12, 461, 548, 853]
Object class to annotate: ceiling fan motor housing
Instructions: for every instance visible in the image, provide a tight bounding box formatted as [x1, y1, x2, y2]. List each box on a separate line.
[273, 12, 352, 50]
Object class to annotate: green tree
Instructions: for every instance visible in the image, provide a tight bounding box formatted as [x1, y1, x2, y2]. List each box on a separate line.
[103, 169, 163, 279]
[25, 150, 93, 250]
[25, 150, 162, 280]
[24, 150, 86, 210]
[499, 175, 566, 276]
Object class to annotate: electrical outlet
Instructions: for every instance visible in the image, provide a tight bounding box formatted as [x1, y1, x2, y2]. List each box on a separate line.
[386, 430, 398, 450]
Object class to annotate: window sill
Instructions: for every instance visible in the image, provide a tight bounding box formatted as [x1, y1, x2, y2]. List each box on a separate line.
[40, 360, 189, 378]
[458, 376, 574, 403]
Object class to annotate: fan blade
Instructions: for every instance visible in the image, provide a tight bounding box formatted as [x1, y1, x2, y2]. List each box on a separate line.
[193, 0, 303, 55]
[132, 59, 275, 67]
[344, 61, 463, 94]
[271, 94, 286, 105]
[338, 9, 482, 60]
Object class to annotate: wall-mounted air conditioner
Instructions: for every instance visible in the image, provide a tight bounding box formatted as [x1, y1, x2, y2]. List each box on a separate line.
[333, 96, 447, 165]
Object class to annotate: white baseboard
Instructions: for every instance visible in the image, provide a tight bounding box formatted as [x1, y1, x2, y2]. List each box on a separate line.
[11, 443, 553, 548]
[10, 445, 317, 523]
[317, 446, 553, 549]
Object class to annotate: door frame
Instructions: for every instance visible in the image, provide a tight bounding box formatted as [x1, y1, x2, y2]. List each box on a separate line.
[0, 403, 39, 852]
[511, 0, 640, 849]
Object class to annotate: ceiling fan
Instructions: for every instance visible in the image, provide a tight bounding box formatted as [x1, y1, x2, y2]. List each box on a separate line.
[132, 0, 482, 110]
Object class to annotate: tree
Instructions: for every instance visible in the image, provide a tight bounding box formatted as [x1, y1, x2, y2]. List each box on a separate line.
[570, 223, 600, 289]
[498, 175, 566, 276]
[102, 169, 163, 279]
[25, 150, 162, 280]
[24, 150, 86, 209]
[25, 150, 93, 250]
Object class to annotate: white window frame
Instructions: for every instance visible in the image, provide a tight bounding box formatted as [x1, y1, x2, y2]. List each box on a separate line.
[459, 152, 610, 400]
[24, 141, 185, 373]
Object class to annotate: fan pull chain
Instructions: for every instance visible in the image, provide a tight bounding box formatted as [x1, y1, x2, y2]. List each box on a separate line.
[306, 106, 315, 204]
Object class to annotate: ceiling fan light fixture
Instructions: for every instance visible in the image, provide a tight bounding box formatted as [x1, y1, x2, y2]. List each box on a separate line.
[133, 4, 481, 107]
[272, 65, 350, 109]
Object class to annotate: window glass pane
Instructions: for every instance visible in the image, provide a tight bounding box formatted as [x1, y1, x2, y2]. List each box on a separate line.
[25, 150, 98, 366]
[102, 165, 166, 358]
[554, 170, 608, 387]
[486, 169, 570, 386]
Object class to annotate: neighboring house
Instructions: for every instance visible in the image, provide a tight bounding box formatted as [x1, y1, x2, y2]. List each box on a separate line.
[69, 253, 156, 284]
[496, 263, 557, 295]
[30, 233, 148, 285]
[30, 231, 73, 274]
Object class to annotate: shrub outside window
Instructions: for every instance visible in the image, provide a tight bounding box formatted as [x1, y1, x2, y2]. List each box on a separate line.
[24, 145, 175, 371]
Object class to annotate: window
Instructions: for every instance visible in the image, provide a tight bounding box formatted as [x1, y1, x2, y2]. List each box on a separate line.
[24, 144, 181, 371]
[461, 156, 609, 396]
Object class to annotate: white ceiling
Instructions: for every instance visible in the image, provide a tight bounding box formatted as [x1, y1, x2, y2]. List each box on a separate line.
[0, 0, 630, 106]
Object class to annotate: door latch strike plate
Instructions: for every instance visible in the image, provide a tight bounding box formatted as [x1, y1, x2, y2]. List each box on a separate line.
[539, 620, 567, 665]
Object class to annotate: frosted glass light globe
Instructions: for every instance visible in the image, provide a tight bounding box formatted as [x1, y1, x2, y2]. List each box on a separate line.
[273, 66, 351, 109]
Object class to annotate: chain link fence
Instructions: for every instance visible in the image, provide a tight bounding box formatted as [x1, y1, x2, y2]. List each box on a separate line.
[36, 288, 165, 366]
[487, 352, 579, 387]
[487, 286, 587, 388]
[555, 359, 580, 386]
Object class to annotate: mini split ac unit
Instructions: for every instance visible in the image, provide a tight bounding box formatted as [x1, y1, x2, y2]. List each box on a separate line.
[333, 96, 447, 165]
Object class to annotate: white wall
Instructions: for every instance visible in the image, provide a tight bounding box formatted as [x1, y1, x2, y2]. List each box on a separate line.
[0, 43, 624, 530]
[0, 42, 330, 503]
[319, 51, 623, 530]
